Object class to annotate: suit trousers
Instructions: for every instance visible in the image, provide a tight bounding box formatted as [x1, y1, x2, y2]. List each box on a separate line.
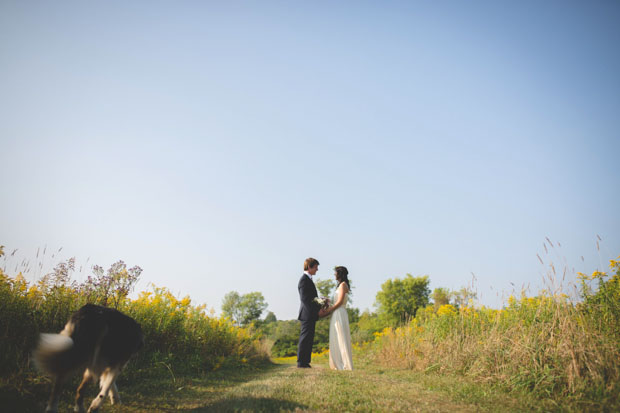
[297, 319, 316, 366]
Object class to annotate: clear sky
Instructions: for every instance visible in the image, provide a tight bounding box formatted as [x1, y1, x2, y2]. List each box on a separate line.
[1, 1, 619, 320]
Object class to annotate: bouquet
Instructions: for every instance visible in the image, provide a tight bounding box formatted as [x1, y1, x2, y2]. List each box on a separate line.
[313, 296, 330, 310]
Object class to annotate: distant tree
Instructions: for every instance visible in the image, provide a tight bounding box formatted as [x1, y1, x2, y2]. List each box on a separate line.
[315, 277, 355, 306]
[222, 291, 243, 325]
[351, 310, 386, 342]
[221, 291, 268, 326]
[452, 287, 477, 308]
[347, 307, 360, 324]
[315, 278, 336, 298]
[264, 311, 277, 323]
[239, 292, 268, 324]
[375, 274, 430, 325]
[270, 320, 303, 357]
[431, 287, 451, 310]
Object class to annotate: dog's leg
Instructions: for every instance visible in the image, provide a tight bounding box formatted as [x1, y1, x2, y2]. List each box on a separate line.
[87, 367, 119, 413]
[74, 368, 92, 413]
[109, 381, 121, 405]
[46, 374, 66, 413]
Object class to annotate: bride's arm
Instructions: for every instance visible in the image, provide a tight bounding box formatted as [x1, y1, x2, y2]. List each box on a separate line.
[327, 283, 349, 314]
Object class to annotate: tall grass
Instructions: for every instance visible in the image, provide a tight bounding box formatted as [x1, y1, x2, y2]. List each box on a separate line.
[374, 257, 620, 408]
[0, 249, 269, 391]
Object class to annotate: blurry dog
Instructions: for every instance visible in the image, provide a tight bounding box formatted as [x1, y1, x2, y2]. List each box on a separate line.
[34, 304, 143, 412]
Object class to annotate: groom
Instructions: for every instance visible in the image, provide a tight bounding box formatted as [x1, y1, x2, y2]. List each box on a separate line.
[297, 257, 325, 368]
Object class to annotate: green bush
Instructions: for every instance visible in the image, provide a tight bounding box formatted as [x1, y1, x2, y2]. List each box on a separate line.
[373, 257, 620, 409]
[0, 252, 268, 389]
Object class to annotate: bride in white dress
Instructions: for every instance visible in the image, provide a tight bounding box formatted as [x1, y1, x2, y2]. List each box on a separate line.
[325, 266, 353, 370]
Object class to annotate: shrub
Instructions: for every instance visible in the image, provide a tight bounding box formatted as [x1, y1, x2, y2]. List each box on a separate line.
[0, 254, 269, 389]
[374, 257, 620, 408]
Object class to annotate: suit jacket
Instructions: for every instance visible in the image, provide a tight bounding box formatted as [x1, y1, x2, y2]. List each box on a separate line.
[298, 274, 320, 321]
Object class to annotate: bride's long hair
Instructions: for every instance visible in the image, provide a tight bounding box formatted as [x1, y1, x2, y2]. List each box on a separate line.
[334, 266, 351, 291]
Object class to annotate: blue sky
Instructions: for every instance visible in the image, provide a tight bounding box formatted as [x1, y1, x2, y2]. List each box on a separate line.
[1, 1, 619, 319]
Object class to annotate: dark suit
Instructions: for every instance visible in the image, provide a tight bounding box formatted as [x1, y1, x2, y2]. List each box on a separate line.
[297, 273, 320, 367]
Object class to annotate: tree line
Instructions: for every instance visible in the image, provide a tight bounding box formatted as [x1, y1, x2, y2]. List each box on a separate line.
[221, 274, 477, 357]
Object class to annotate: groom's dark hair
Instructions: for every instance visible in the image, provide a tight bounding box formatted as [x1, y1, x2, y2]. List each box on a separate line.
[304, 258, 320, 271]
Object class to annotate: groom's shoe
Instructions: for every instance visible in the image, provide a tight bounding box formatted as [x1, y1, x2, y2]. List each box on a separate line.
[297, 364, 311, 368]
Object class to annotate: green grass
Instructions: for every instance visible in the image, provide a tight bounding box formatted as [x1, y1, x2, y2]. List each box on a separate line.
[4, 356, 559, 413]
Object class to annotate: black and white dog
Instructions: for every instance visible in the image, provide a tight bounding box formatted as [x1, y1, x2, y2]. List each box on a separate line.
[34, 304, 143, 413]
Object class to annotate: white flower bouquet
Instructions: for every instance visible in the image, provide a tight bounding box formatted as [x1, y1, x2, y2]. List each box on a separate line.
[313, 296, 330, 309]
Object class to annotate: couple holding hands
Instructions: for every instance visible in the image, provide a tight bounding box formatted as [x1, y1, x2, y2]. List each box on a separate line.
[297, 257, 353, 370]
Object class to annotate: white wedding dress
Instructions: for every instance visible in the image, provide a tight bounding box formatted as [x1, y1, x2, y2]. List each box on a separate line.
[329, 286, 354, 370]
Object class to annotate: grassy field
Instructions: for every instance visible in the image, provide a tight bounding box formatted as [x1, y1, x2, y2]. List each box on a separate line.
[6, 354, 557, 413]
[2, 249, 617, 412]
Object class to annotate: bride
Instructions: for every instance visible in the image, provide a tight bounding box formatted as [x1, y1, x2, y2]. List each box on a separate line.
[324, 266, 353, 370]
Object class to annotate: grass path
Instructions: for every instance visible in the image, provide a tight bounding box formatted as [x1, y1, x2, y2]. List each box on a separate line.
[5, 358, 546, 412]
[110, 359, 538, 413]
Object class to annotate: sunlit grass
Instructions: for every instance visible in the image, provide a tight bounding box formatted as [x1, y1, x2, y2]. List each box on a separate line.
[0, 251, 269, 409]
[2, 245, 618, 411]
[373, 257, 620, 410]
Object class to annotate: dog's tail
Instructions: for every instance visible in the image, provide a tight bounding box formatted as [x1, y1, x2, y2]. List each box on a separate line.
[33, 333, 77, 376]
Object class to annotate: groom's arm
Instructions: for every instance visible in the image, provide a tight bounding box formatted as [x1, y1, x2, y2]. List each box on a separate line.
[298, 278, 321, 313]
